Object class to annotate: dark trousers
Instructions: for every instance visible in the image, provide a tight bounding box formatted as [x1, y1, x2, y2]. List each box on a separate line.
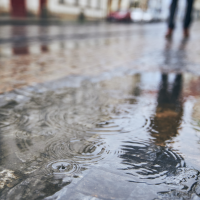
[168, 0, 194, 29]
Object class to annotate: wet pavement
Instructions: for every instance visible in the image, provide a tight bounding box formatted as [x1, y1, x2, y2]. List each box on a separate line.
[0, 22, 200, 93]
[0, 22, 200, 200]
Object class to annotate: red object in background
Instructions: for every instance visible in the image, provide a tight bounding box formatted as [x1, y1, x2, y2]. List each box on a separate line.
[10, 0, 26, 18]
[107, 10, 131, 22]
[40, 0, 47, 15]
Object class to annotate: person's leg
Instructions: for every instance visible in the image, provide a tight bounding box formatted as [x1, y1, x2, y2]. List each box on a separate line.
[168, 0, 179, 29]
[183, 0, 194, 37]
[166, 0, 178, 38]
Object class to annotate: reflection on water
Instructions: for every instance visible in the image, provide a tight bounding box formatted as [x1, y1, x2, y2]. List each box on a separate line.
[0, 72, 200, 199]
[150, 74, 183, 146]
[119, 141, 185, 184]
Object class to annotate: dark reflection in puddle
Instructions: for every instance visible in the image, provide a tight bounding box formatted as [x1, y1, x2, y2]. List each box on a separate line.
[0, 72, 200, 199]
[149, 73, 183, 146]
[120, 142, 185, 183]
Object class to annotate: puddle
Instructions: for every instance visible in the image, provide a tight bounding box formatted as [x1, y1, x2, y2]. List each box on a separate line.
[0, 72, 200, 199]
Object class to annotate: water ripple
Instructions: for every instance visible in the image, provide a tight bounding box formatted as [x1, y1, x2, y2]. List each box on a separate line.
[45, 137, 106, 164]
[119, 141, 186, 184]
[92, 114, 150, 135]
[46, 160, 81, 176]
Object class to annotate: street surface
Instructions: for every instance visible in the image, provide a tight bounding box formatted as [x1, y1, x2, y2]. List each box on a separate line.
[0, 21, 200, 200]
[0, 22, 200, 93]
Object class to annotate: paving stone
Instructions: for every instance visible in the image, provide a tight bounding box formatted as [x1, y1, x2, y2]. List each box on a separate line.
[127, 183, 168, 200]
[63, 189, 101, 200]
[75, 168, 134, 200]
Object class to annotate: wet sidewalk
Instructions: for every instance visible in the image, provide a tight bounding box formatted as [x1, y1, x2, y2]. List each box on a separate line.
[0, 22, 200, 200]
[0, 22, 200, 93]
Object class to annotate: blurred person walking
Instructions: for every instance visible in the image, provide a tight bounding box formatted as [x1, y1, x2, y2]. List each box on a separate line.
[165, 0, 194, 38]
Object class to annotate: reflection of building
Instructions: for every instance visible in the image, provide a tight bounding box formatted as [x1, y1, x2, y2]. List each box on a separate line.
[107, 0, 131, 12]
[0, 0, 200, 20]
[0, 0, 132, 20]
[47, 0, 106, 20]
[194, 0, 200, 18]
[130, 0, 149, 10]
[131, 0, 200, 20]
[0, 0, 46, 17]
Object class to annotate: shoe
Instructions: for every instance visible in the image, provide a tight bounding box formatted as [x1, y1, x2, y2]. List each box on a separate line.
[183, 29, 189, 38]
[165, 28, 173, 39]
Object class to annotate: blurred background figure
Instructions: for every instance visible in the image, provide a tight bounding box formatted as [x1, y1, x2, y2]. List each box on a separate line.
[166, 0, 195, 39]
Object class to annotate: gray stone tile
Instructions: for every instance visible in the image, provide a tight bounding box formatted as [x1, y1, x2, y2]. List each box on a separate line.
[54, 187, 101, 200]
[75, 168, 134, 200]
[127, 183, 168, 200]
[67, 191, 101, 200]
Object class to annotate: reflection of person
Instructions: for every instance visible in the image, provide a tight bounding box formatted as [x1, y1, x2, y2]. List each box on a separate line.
[118, 74, 186, 186]
[150, 74, 183, 146]
[166, 0, 194, 38]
